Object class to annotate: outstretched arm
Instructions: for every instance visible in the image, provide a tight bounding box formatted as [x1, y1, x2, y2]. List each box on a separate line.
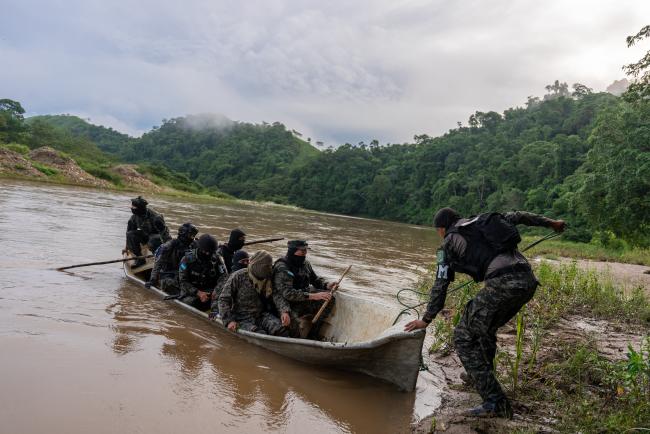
[503, 211, 565, 232]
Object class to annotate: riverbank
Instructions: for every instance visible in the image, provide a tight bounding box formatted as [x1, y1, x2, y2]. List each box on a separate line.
[412, 261, 650, 433]
[0, 144, 233, 202]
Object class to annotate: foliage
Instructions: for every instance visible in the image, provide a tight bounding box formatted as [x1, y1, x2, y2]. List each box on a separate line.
[0, 99, 28, 143]
[0, 142, 30, 155]
[32, 162, 58, 177]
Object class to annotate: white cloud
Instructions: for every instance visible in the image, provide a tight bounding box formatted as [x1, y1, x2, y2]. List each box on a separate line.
[1, 0, 649, 144]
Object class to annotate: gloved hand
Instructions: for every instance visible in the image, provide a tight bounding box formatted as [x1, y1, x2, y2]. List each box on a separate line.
[144, 281, 152, 289]
[551, 220, 566, 233]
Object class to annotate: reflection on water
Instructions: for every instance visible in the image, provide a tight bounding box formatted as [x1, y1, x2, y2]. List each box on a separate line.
[0, 180, 438, 434]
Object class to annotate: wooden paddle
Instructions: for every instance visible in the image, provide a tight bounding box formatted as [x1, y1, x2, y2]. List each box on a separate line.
[311, 265, 352, 324]
[56, 255, 153, 271]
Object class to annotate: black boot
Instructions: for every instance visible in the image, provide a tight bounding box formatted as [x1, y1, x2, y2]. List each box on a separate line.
[131, 258, 146, 268]
[465, 399, 513, 419]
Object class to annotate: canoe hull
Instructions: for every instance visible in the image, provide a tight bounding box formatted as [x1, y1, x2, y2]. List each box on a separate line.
[123, 260, 426, 391]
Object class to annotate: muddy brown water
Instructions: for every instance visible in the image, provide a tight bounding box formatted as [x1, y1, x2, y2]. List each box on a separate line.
[0, 180, 442, 434]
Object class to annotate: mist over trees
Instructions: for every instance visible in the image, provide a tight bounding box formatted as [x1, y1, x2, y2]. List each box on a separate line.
[3, 25, 649, 247]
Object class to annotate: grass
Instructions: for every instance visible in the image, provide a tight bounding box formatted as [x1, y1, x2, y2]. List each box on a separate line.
[1, 142, 30, 155]
[32, 162, 59, 177]
[424, 261, 650, 432]
[522, 235, 650, 266]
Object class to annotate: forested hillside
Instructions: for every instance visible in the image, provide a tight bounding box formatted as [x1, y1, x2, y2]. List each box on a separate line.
[3, 25, 648, 247]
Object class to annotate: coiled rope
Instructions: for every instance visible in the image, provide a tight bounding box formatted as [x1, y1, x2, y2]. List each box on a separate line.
[392, 231, 562, 326]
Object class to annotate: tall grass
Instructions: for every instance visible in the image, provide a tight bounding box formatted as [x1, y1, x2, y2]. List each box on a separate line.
[426, 261, 650, 431]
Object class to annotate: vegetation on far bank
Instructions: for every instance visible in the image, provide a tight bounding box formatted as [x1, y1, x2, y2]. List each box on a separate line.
[421, 261, 650, 432]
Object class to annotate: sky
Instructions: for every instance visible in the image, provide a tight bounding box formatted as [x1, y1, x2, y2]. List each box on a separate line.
[1, 0, 649, 146]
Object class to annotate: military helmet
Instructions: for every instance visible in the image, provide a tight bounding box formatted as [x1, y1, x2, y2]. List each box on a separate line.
[177, 222, 198, 240]
[197, 234, 218, 253]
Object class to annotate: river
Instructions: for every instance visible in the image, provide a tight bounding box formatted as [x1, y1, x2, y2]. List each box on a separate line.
[0, 180, 441, 434]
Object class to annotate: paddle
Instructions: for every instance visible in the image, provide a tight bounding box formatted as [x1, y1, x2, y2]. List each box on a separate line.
[243, 237, 285, 246]
[56, 255, 153, 271]
[311, 265, 352, 324]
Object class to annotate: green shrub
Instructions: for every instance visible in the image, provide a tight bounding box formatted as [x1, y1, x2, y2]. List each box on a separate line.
[32, 162, 58, 177]
[1, 142, 30, 155]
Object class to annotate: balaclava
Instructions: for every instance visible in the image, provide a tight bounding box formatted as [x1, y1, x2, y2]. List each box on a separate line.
[196, 234, 218, 259]
[287, 240, 308, 268]
[227, 228, 246, 251]
[131, 196, 148, 216]
[248, 250, 273, 296]
[231, 250, 250, 272]
[177, 222, 198, 245]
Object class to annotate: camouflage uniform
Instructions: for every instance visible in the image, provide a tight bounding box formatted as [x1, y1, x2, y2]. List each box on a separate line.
[150, 238, 193, 294]
[423, 211, 554, 406]
[126, 208, 171, 257]
[179, 249, 228, 311]
[272, 257, 333, 337]
[217, 269, 289, 336]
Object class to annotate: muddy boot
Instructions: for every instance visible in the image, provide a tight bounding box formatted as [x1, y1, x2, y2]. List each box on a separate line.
[460, 371, 475, 388]
[465, 399, 513, 419]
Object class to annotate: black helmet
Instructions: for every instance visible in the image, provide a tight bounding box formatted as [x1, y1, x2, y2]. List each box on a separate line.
[177, 222, 198, 241]
[131, 196, 148, 210]
[197, 234, 218, 254]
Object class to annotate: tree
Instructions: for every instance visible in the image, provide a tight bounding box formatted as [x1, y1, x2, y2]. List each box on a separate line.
[623, 25, 650, 102]
[0, 98, 27, 143]
[544, 80, 570, 100]
[571, 83, 593, 99]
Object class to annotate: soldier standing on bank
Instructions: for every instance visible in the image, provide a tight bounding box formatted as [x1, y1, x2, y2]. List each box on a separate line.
[405, 208, 565, 418]
[124, 196, 171, 267]
[272, 240, 336, 338]
[146, 222, 198, 294]
[179, 234, 228, 311]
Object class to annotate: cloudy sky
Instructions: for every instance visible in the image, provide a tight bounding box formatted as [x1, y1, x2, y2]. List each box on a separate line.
[2, 1, 648, 145]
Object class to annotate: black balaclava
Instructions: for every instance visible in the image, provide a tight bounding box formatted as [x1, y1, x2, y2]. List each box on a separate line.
[197, 234, 218, 260]
[227, 228, 246, 251]
[177, 222, 198, 245]
[131, 196, 148, 216]
[287, 240, 308, 267]
[231, 250, 249, 272]
[433, 207, 461, 230]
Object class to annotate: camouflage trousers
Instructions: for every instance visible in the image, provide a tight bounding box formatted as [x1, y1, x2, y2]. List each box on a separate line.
[159, 276, 179, 295]
[289, 298, 335, 339]
[126, 231, 163, 257]
[453, 271, 538, 404]
[238, 312, 289, 337]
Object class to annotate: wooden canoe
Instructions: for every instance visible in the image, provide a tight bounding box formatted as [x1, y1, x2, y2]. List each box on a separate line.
[123, 256, 426, 392]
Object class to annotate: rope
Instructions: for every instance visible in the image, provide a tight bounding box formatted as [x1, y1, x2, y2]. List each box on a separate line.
[392, 231, 562, 326]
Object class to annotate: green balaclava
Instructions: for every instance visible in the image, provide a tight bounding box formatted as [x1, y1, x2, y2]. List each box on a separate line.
[248, 250, 273, 296]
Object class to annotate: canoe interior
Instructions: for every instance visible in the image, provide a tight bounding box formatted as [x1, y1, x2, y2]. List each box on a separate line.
[128, 256, 414, 345]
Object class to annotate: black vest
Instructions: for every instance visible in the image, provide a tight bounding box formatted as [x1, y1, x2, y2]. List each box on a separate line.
[446, 213, 521, 282]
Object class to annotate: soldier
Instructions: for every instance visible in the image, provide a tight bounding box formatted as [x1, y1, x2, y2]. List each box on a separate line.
[231, 250, 250, 272]
[217, 228, 246, 273]
[125, 196, 171, 267]
[217, 250, 290, 336]
[146, 222, 198, 294]
[272, 240, 336, 338]
[179, 234, 228, 311]
[405, 208, 566, 418]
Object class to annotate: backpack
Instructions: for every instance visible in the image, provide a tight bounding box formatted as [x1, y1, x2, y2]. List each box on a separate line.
[446, 212, 521, 281]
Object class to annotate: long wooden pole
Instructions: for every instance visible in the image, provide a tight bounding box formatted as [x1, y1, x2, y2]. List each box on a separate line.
[243, 237, 285, 246]
[312, 265, 352, 324]
[56, 255, 152, 271]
